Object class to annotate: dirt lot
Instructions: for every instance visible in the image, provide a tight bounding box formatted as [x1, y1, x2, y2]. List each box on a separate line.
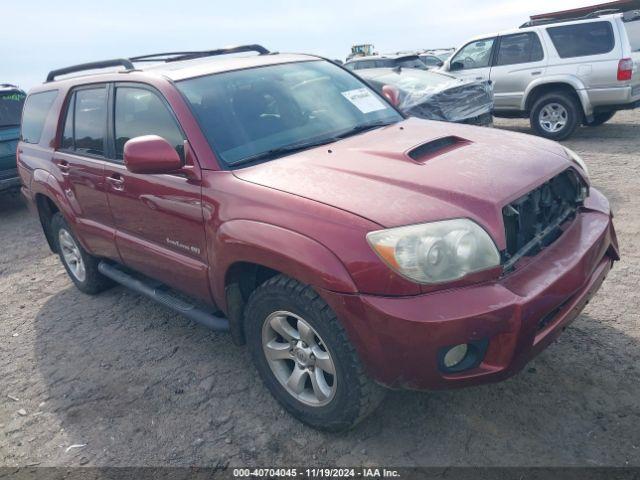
[1, 112, 639, 468]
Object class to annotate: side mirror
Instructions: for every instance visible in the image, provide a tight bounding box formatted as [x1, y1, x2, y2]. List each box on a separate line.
[123, 135, 182, 175]
[382, 85, 401, 107]
[450, 61, 464, 72]
[436, 60, 444, 67]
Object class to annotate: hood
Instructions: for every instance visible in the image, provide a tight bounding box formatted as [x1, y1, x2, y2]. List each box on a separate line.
[233, 118, 576, 249]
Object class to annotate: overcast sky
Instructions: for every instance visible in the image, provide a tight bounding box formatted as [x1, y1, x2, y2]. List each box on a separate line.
[4, 0, 599, 90]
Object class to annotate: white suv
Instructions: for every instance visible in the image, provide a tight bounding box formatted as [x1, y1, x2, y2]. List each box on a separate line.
[442, 11, 640, 139]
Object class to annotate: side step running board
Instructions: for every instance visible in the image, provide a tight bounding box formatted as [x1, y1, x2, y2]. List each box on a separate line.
[98, 261, 230, 332]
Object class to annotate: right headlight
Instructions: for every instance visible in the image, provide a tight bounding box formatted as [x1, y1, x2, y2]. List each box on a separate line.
[366, 218, 500, 285]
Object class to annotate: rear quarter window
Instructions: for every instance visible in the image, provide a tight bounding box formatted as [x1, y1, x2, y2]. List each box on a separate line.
[547, 21, 615, 58]
[21, 90, 58, 144]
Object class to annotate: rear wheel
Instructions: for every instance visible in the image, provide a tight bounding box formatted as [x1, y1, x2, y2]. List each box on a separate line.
[584, 111, 615, 127]
[530, 92, 581, 140]
[51, 213, 113, 295]
[244, 275, 385, 431]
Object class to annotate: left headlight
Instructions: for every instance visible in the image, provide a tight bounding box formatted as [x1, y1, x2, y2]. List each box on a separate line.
[563, 147, 589, 178]
[366, 219, 501, 285]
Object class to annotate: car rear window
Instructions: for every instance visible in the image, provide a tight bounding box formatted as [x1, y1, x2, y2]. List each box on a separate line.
[21, 90, 58, 144]
[547, 21, 615, 58]
[0, 90, 26, 128]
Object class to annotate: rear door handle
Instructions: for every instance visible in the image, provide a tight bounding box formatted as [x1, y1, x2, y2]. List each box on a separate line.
[531, 71, 542, 76]
[57, 160, 70, 175]
[107, 174, 125, 191]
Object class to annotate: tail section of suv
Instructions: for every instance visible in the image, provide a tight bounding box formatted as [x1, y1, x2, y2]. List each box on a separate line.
[17, 45, 619, 430]
[0, 84, 26, 191]
[443, 11, 640, 139]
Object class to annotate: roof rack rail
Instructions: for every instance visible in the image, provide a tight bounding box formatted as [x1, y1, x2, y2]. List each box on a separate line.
[44, 44, 271, 82]
[520, 8, 622, 28]
[46, 58, 135, 82]
[129, 44, 270, 64]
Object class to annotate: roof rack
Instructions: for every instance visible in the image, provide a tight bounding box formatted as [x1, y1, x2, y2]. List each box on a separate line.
[130, 44, 270, 63]
[520, 8, 622, 27]
[45, 44, 271, 82]
[46, 59, 135, 82]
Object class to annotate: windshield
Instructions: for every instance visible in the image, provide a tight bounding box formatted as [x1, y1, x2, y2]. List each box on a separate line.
[176, 60, 402, 167]
[0, 90, 26, 128]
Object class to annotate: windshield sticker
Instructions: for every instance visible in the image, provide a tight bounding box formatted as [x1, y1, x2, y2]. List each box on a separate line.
[341, 88, 387, 114]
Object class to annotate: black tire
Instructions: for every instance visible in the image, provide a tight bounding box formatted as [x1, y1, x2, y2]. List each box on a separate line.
[51, 212, 113, 295]
[584, 111, 615, 127]
[529, 91, 581, 140]
[244, 275, 385, 431]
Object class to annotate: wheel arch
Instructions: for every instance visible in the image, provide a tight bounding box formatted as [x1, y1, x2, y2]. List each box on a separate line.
[523, 78, 590, 118]
[213, 220, 358, 345]
[30, 169, 67, 253]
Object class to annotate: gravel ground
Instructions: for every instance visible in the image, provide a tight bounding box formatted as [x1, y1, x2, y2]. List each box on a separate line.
[0, 112, 639, 468]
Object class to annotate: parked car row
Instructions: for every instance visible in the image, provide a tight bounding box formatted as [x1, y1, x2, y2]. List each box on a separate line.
[16, 39, 618, 431]
[441, 10, 640, 139]
[349, 10, 639, 139]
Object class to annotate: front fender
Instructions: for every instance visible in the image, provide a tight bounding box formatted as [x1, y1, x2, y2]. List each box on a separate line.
[211, 219, 358, 312]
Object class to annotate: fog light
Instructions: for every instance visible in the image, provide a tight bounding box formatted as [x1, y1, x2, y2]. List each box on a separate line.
[443, 344, 468, 368]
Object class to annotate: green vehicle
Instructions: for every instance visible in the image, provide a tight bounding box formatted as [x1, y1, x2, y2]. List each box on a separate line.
[0, 84, 26, 192]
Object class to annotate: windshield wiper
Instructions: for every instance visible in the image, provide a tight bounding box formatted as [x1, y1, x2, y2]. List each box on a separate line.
[333, 120, 397, 140]
[230, 136, 340, 166]
[230, 121, 397, 167]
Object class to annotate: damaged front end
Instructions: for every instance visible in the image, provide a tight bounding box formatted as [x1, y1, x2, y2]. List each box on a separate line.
[502, 169, 589, 271]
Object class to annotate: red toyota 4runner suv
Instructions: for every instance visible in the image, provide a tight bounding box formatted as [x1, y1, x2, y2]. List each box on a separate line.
[18, 45, 619, 431]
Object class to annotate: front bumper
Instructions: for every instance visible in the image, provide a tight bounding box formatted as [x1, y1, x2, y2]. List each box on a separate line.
[321, 193, 618, 390]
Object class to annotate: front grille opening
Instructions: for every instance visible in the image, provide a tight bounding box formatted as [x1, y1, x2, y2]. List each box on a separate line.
[502, 169, 587, 271]
[407, 136, 469, 161]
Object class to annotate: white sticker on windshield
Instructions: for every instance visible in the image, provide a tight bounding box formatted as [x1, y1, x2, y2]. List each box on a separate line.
[341, 88, 387, 114]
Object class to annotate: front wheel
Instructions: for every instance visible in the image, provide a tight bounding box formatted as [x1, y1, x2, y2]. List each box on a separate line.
[529, 92, 581, 140]
[244, 275, 385, 431]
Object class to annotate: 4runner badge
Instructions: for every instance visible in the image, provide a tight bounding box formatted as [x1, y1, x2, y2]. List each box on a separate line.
[166, 238, 201, 255]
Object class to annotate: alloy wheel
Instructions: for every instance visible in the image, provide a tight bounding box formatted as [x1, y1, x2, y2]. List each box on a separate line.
[538, 103, 568, 133]
[58, 228, 86, 282]
[262, 310, 337, 407]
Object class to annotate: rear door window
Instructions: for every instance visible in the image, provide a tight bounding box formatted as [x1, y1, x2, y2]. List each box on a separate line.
[496, 33, 544, 65]
[21, 90, 58, 144]
[547, 21, 615, 58]
[73, 87, 107, 156]
[114, 86, 184, 161]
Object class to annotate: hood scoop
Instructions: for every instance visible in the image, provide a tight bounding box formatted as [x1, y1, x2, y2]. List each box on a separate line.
[407, 135, 471, 162]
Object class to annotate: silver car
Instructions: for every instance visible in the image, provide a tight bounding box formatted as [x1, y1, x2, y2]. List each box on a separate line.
[442, 11, 640, 139]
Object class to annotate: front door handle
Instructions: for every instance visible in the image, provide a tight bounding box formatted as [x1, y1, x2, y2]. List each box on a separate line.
[107, 174, 125, 191]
